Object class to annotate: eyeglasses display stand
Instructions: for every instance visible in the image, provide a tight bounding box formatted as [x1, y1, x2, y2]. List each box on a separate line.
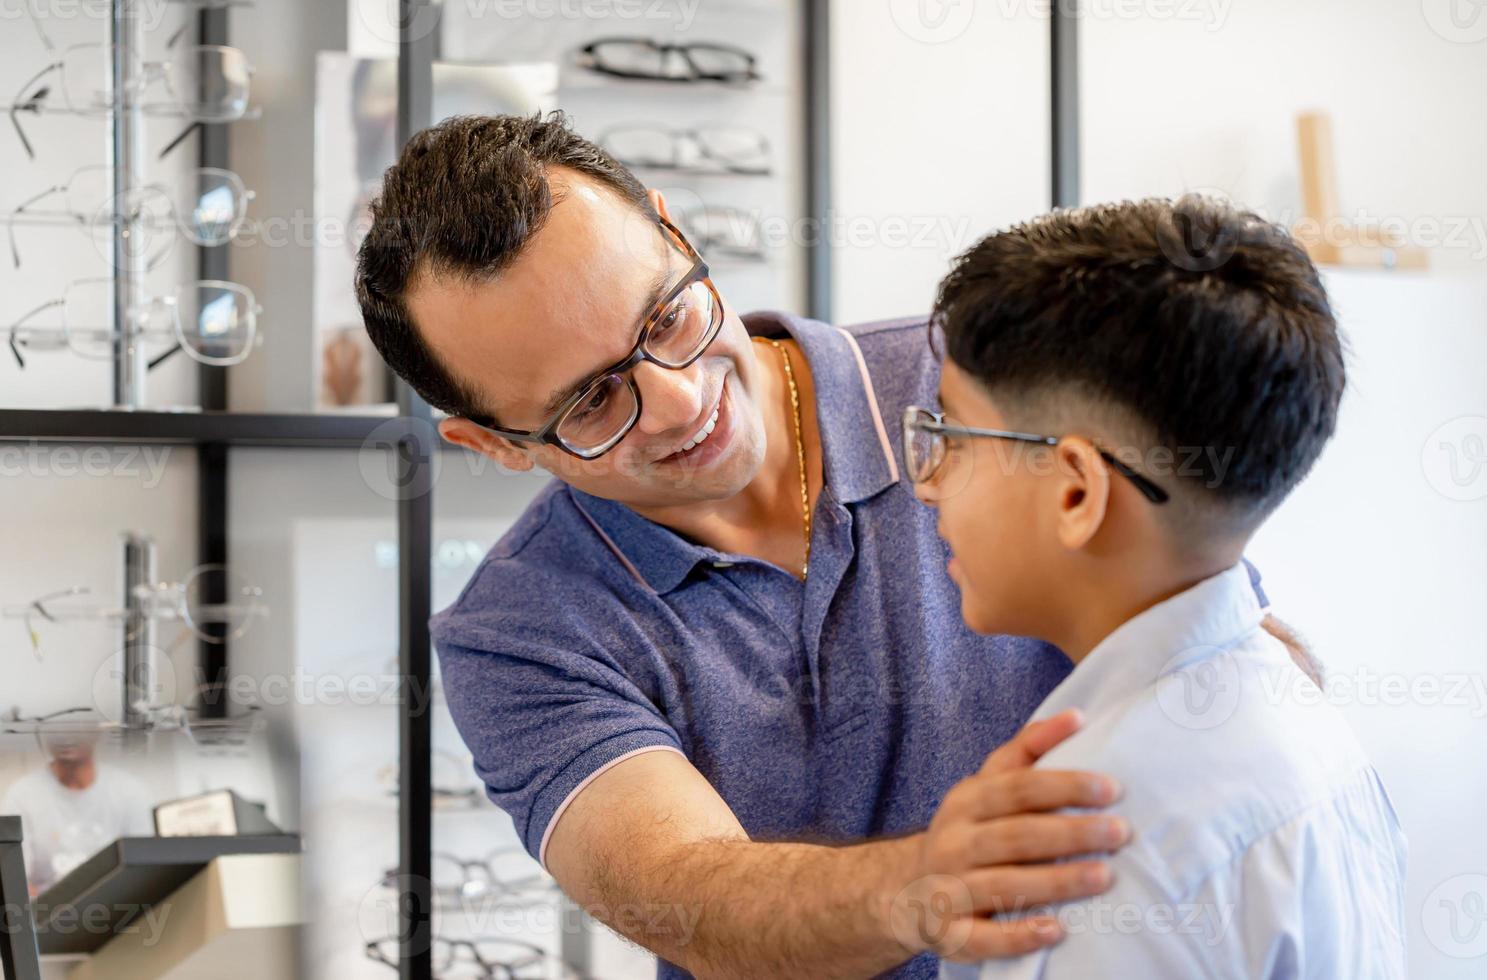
[0, 532, 267, 744]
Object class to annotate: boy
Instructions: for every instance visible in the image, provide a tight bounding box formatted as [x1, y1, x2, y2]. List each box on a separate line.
[905, 197, 1408, 978]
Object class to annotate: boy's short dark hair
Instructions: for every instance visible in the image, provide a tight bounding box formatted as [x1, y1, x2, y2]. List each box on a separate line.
[355, 111, 657, 419]
[932, 195, 1344, 532]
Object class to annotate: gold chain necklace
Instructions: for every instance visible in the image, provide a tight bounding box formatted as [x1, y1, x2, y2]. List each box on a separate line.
[752, 336, 811, 578]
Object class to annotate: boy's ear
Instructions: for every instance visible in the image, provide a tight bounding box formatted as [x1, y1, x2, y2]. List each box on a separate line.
[1052, 437, 1111, 551]
[438, 417, 536, 473]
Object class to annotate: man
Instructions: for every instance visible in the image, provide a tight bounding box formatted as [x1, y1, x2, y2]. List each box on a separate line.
[907, 199, 1406, 977]
[0, 728, 152, 895]
[356, 112, 1272, 977]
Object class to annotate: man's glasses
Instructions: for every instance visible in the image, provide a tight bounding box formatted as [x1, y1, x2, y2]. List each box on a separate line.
[466, 218, 725, 461]
[2, 165, 254, 268]
[4, 42, 256, 159]
[902, 406, 1170, 504]
[600, 124, 773, 176]
[576, 38, 760, 84]
[8, 278, 262, 372]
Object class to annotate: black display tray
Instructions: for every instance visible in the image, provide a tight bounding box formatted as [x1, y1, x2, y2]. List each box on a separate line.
[33, 834, 301, 956]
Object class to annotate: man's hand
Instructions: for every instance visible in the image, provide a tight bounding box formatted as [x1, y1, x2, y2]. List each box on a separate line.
[545, 709, 1125, 979]
[890, 708, 1128, 962]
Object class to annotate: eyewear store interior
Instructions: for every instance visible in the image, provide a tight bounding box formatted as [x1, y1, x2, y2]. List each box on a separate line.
[0, 0, 1484, 979]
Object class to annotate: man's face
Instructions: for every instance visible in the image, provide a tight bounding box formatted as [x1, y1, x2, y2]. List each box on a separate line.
[410, 169, 771, 509]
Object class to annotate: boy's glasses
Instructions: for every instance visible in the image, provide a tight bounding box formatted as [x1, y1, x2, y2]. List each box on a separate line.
[465, 218, 725, 461]
[902, 406, 1170, 504]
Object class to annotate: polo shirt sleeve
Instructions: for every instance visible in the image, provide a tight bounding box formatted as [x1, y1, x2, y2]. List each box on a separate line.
[434, 607, 685, 868]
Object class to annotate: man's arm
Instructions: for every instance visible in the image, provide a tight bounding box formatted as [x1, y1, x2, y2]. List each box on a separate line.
[547, 709, 1127, 979]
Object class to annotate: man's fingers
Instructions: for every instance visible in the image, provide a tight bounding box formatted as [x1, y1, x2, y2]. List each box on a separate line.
[962, 769, 1121, 821]
[981, 708, 1084, 774]
[960, 860, 1113, 914]
[945, 812, 1130, 867]
[940, 913, 1065, 962]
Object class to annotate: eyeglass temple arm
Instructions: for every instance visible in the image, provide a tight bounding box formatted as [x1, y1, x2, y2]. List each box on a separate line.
[8, 184, 65, 268]
[8, 62, 60, 160]
[1097, 450, 1171, 504]
[7, 298, 64, 369]
[24, 3, 55, 51]
[159, 121, 200, 160]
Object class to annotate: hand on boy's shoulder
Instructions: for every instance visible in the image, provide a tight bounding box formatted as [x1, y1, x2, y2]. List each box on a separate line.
[1262, 613, 1326, 690]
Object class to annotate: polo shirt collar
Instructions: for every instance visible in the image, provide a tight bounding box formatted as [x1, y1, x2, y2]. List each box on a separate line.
[569, 311, 904, 594]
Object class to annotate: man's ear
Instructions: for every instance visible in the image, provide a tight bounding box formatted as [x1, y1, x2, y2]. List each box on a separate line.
[437, 417, 536, 473]
[1052, 437, 1111, 551]
[647, 186, 674, 226]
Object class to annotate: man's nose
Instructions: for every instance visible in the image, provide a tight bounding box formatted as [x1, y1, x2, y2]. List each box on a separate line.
[632, 360, 705, 436]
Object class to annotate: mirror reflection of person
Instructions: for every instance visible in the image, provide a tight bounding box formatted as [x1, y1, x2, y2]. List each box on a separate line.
[0, 728, 151, 896]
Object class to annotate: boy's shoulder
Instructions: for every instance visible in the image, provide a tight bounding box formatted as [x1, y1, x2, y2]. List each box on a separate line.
[1038, 629, 1381, 897]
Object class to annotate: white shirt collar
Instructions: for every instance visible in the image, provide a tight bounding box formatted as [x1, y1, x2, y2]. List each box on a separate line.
[1031, 562, 1265, 723]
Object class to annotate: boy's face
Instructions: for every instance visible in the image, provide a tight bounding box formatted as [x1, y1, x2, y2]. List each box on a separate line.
[920, 361, 1061, 637]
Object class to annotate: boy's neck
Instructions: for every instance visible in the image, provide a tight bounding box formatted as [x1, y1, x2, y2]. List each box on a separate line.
[1048, 547, 1245, 665]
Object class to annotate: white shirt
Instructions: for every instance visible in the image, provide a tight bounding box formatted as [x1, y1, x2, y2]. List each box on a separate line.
[944, 562, 1408, 980]
[0, 764, 153, 894]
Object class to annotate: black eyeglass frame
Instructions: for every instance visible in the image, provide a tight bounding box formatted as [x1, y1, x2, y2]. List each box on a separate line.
[464, 217, 724, 461]
[577, 38, 761, 84]
[902, 406, 1170, 504]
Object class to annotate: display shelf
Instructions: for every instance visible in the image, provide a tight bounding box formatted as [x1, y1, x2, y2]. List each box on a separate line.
[0, 408, 409, 449]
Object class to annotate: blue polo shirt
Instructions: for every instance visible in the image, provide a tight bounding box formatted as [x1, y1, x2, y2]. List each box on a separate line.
[431, 311, 1075, 979]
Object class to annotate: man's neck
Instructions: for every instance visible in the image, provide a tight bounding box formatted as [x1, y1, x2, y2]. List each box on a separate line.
[635, 338, 823, 577]
[1048, 549, 1243, 664]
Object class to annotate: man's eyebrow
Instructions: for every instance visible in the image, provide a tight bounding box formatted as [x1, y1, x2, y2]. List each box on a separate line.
[537, 267, 674, 419]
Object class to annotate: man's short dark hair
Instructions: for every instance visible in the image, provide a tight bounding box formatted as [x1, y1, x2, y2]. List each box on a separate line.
[932, 195, 1345, 530]
[355, 111, 657, 419]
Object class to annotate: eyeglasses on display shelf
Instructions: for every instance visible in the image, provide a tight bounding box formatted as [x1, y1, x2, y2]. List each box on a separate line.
[4, 563, 267, 659]
[377, 749, 489, 812]
[600, 124, 773, 177]
[7, 278, 263, 373]
[1, 534, 267, 743]
[364, 936, 589, 980]
[576, 38, 760, 84]
[0, 696, 264, 750]
[677, 204, 768, 264]
[377, 847, 560, 911]
[20, 0, 258, 54]
[3, 42, 258, 159]
[2, 165, 255, 267]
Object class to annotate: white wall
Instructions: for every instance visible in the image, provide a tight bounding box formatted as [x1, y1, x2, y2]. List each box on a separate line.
[829, 0, 1051, 324]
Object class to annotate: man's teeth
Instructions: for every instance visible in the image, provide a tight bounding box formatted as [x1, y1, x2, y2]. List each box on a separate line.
[680, 405, 721, 453]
